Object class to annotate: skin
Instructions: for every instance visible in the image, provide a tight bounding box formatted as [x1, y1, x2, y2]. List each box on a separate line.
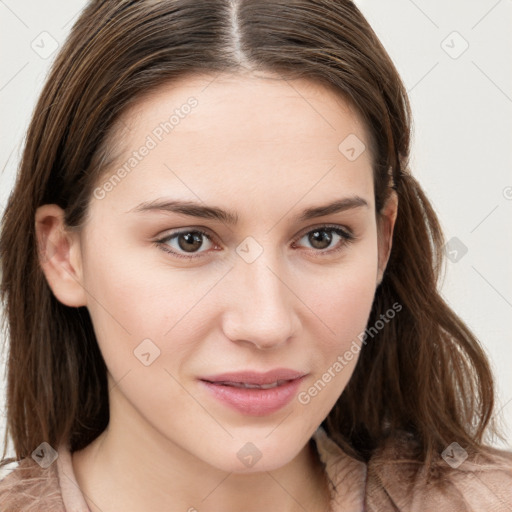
[35, 72, 397, 512]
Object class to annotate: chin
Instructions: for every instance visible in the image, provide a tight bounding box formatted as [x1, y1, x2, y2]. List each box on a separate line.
[196, 433, 307, 474]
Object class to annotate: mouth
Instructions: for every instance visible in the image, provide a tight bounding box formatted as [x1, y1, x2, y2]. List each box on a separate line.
[207, 379, 291, 389]
[198, 369, 307, 416]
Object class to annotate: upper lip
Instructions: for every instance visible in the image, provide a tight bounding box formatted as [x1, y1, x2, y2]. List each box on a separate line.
[200, 368, 307, 385]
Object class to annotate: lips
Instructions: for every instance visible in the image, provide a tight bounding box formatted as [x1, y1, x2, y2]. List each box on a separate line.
[199, 368, 307, 416]
[213, 380, 289, 389]
[200, 368, 307, 386]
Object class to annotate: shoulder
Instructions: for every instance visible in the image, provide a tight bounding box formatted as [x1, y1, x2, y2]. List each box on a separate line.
[366, 433, 512, 511]
[0, 455, 65, 511]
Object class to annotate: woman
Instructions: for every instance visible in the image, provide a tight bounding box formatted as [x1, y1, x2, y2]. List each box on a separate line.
[1, 1, 511, 510]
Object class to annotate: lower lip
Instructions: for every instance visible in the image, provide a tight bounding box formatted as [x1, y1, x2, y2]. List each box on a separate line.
[199, 377, 305, 416]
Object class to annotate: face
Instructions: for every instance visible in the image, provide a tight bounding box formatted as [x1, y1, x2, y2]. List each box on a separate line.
[39, 72, 396, 473]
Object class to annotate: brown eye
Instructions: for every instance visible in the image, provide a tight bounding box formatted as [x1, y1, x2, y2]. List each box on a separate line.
[294, 225, 354, 255]
[307, 229, 333, 250]
[156, 229, 216, 259]
[176, 231, 205, 252]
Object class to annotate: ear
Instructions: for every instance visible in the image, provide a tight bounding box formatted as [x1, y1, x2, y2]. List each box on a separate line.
[376, 190, 398, 286]
[34, 204, 88, 307]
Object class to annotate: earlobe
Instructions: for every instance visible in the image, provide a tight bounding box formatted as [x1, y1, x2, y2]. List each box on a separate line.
[34, 204, 88, 307]
[376, 191, 398, 285]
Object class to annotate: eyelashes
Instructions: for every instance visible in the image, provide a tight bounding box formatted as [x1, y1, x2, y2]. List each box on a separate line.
[154, 224, 356, 260]
[155, 228, 216, 260]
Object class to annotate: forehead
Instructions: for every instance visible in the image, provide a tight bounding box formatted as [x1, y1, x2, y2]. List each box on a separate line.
[119, 71, 369, 149]
[92, 72, 375, 216]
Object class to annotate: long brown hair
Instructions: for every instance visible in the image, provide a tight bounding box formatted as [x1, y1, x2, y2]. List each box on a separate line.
[0, 0, 500, 474]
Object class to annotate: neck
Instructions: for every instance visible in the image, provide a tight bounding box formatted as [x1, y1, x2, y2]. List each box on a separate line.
[72, 392, 331, 512]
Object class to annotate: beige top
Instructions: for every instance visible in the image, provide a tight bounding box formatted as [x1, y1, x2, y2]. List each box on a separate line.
[1, 426, 512, 511]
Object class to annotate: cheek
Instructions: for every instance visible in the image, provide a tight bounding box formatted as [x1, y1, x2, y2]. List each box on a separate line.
[294, 237, 378, 408]
[81, 232, 221, 335]
[80, 236, 221, 385]
[299, 236, 378, 347]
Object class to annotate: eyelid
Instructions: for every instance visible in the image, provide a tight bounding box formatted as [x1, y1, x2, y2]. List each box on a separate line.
[156, 226, 218, 243]
[292, 223, 354, 244]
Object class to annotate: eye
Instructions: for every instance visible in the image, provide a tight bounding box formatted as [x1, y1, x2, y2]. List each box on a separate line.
[154, 224, 355, 260]
[154, 229, 218, 259]
[292, 225, 355, 255]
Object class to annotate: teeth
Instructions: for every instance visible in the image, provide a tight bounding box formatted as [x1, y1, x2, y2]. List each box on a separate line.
[218, 380, 288, 389]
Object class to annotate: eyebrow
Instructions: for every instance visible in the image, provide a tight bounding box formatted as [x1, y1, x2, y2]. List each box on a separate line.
[127, 196, 369, 224]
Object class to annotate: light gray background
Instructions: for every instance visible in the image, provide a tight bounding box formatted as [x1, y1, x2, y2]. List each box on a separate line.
[1, 0, 511, 468]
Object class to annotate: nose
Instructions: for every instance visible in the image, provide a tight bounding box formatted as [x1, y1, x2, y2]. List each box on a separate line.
[221, 255, 300, 350]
